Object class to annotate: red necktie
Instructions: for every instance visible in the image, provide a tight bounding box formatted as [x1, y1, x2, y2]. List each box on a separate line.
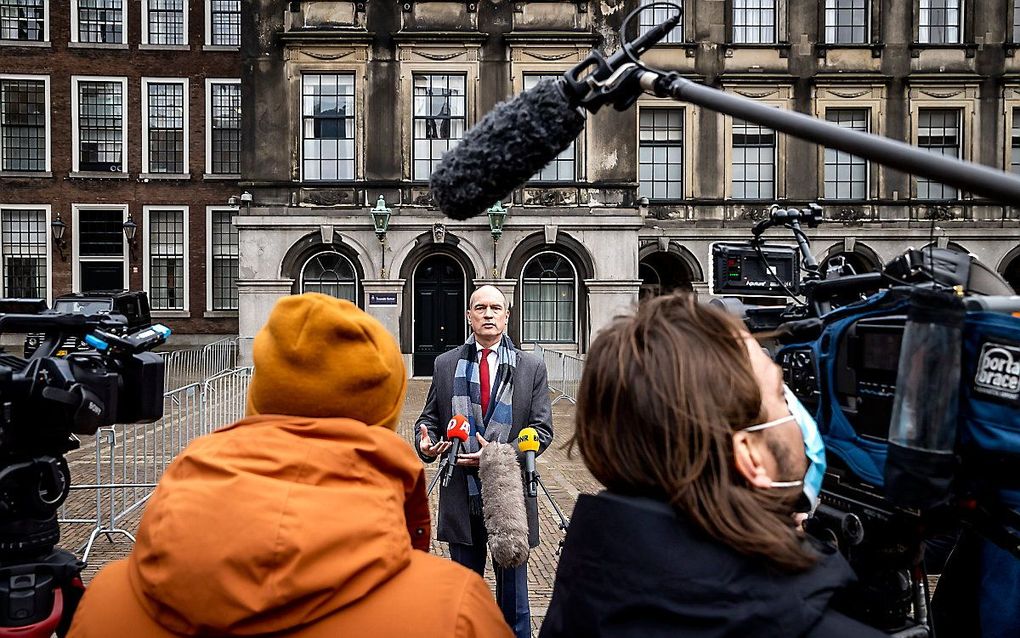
[479, 348, 491, 418]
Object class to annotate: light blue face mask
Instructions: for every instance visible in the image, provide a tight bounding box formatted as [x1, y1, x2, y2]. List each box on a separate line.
[743, 385, 827, 513]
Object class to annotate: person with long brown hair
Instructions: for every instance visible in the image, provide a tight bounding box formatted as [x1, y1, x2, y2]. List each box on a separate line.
[539, 293, 885, 638]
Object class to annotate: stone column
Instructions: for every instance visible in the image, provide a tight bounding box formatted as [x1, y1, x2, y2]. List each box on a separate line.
[237, 278, 293, 365]
[585, 280, 643, 341]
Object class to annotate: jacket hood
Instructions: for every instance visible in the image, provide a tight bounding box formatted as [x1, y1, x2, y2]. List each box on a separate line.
[126, 415, 431, 636]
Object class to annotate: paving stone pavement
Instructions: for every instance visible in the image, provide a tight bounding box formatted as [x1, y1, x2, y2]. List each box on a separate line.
[61, 378, 601, 635]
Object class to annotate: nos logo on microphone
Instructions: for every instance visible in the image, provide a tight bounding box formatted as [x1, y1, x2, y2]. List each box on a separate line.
[974, 341, 1020, 403]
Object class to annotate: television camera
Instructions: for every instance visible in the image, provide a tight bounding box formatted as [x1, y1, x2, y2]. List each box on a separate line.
[711, 206, 1020, 636]
[0, 298, 169, 637]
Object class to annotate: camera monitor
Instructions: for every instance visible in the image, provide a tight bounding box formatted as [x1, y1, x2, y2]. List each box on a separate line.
[712, 243, 801, 297]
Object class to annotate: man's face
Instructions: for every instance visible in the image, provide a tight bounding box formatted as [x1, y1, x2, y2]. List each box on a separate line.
[467, 287, 508, 344]
[743, 335, 808, 483]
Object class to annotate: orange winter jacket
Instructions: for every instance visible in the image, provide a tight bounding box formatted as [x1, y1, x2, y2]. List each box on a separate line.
[67, 415, 512, 638]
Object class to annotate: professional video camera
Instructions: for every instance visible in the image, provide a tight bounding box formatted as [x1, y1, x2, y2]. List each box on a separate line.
[0, 298, 169, 637]
[711, 206, 1020, 636]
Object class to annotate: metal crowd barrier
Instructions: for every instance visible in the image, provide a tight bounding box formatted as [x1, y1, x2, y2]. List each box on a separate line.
[160, 337, 240, 392]
[62, 366, 254, 562]
[534, 345, 584, 405]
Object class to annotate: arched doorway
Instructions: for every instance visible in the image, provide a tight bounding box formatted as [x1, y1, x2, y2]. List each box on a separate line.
[819, 251, 878, 278]
[412, 253, 466, 376]
[638, 251, 695, 300]
[1004, 253, 1020, 294]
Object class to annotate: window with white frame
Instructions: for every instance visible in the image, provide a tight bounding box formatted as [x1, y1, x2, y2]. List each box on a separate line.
[0, 207, 47, 298]
[302, 73, 355, 181]
[208, 0, 239, 47]
[824, 0, 867, 44]
[76, 207, 125, 292]
[208, 80, 240, 174]
[413, 74, 465, 180]
[300, 251, 357, 302]
[75, 0, 124, 44]
[1011, 108, 1020, 174]
[73, 78, 126, 173]
[916, 108, 960, 199]
[1, 0, 44, 42]
[918, 0, 961, 44]
[209, 209, 237, 310]
[144, 0, 185, 46]
[143, 79, 187, 174]
[1, 77, 47, 172]
[524, 74, 576, 181]
[824, 109, 868, 200]
[521, 252, 577, 344]
[639, 0, 682, 43]
[639, 108, 683, 200]
[733, 0, 776, 44]
[731, 118, 775, 199]
[146, 207, 186, 310]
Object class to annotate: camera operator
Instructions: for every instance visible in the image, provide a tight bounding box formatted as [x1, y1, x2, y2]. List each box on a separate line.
[67, 293, 511, 638]
[539, 294, 886, 638]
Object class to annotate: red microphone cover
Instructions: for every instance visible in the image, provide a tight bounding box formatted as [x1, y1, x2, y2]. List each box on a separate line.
[446, 415, 470, 441]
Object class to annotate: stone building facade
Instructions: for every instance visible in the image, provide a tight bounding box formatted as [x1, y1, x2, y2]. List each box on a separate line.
[0, 0, 241, 344]
[242, 0, 1020, 374]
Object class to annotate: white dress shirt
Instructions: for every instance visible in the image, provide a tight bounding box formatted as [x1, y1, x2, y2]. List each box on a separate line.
[474, 339, 499, 396]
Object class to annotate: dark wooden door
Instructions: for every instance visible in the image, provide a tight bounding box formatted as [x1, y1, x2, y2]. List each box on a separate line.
[413, 254, 466, 376]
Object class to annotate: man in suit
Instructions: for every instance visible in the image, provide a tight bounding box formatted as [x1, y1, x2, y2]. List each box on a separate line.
[416, 284, 553, 638]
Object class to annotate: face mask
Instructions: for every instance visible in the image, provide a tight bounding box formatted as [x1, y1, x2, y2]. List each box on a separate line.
[743, 385, 827, 513]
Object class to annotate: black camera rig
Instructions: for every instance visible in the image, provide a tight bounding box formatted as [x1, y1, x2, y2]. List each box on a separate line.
[0, 299, 169, 637]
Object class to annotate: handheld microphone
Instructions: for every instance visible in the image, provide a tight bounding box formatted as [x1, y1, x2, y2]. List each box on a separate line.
[517, 427, 541, 498]
[442, 415, 470, 488]
[430, 13, 681, 221]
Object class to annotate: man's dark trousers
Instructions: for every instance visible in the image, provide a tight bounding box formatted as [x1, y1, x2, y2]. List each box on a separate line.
[449, 512, 531, 638]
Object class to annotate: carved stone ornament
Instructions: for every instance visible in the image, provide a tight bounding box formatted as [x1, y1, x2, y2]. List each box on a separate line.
[432, 222, 446, 244]
[828, 89, 871, 99]
[304, 189, 352, 206]
[524, 190, 564, 206]
[835, 207, 865, 227]
[413, 190, 434, 206]
[919, 89, 963, 99]
[302, 49, 355, 60]
[523, 51, 575, 61]
[413, 50, 465, 61]
[739, 206, 769, 222]
[734, 88, 780, 99]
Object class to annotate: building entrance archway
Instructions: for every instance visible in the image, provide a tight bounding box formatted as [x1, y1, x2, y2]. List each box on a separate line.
[412, 253, 467, 376]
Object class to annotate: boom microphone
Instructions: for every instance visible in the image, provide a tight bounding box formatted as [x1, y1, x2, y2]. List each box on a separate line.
[517, 427, 541, 498]
[429, 79, 586, 221]
[442, 414, 470, 488]
[429, 11, 681, 221]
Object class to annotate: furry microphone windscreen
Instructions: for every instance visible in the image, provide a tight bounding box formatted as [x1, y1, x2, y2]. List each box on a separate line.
[479, 442, 530, 568]
[430, 78, 586, 221]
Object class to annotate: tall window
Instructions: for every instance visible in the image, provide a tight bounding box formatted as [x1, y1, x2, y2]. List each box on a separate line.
[143, 79, 187, 174]
[917, 108, 960, 200]
[639, 0, 682, 43]
[75, 0, 123, 44]
[524, 75, 575, 181]
[521, 252, 577, 344]
[300, 251, 357, 302]
[1, 77, 47, 172]
[144, 0, 185, 45]
[824, 0, 867, 44]
[1, 0, 44, 41]
[1015, 0, 1020, 43]
[733, 0, 776, 44]
[146, 208, 186, 311]
[208, 0, 239, 46]
[302, 73, 355, 181]
[731, 119, 775, 199]
[1011, 108, 1020, 174]
[0, 208, 46, 298]
[824, 109, 868, 200]
[639, 108, 683, 200]
[413, 74, 465, 180]
[208, 80, 240, 174]
[74, 78, 126, 173]
[918, 0, 961, 44]
[209, 209, 238, 311]
[76, 207, 125, 292]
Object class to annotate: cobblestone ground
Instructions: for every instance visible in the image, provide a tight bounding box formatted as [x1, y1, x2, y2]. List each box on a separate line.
[61, 379, 600, 634]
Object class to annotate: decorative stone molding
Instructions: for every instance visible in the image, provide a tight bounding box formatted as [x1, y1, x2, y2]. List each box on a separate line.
[302, 49, 355, 60]
[432, 222, 446, 244]
[828, 89, 871, 99]
[522, 51, 574, 61]
[413, 50, 467, 61]
[919, 89, 963, 99]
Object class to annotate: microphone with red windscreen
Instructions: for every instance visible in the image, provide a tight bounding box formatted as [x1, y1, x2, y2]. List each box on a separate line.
[442, 415, 470, 488]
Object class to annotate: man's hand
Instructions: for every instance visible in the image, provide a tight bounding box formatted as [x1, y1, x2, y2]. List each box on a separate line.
[456, 433, 489, 467]
[419, 424, 452, 458]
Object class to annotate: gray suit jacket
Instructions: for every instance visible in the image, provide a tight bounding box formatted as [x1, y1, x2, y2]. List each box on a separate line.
[415, 343, 553, 547]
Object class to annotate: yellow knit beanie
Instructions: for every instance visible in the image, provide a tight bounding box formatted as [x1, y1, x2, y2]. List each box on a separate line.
[245, 293, 406, 429]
